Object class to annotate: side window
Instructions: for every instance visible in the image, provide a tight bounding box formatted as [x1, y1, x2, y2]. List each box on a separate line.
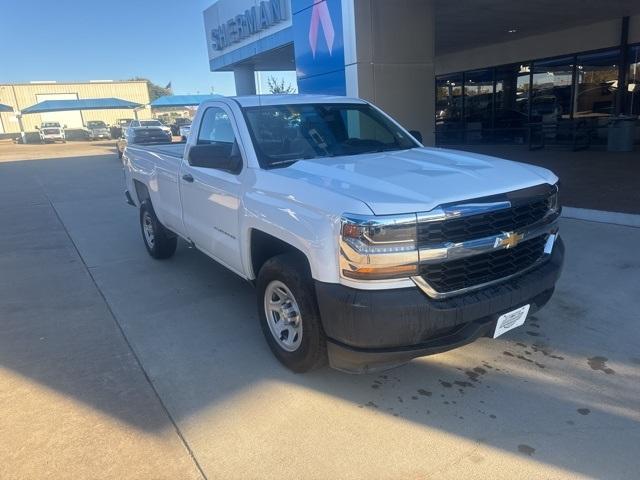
[197, 107, 236, 146]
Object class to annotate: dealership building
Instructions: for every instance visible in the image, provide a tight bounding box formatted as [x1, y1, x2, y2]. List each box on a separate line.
[0, 80, 151, 137]
[203, 0, 640, 146]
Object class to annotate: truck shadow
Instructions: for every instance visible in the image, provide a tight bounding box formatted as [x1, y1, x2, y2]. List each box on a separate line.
[0, 154, 638, 478]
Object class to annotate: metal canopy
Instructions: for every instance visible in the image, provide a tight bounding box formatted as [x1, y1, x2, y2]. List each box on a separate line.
[21, 97, 142, 114]
[150, 94, 221, 107]
[0, 103, 13, 112]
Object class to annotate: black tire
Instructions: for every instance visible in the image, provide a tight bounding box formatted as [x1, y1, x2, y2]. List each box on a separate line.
[257, 253, 327, 373]
[139, 200, 177, 259]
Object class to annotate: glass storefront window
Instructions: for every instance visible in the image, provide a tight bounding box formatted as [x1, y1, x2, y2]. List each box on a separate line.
[574, 49, 620, 118]
[494, 64, 530, 143]
[434, 45, 639, 146]
[628, 45, 640, 115]
[436, 73, 463, 143]
[531, 56, 574, 123]
[464, 69, 493, 142]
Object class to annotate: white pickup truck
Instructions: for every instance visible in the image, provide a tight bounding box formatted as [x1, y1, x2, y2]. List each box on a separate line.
[122, 95, 564, 373]
[37, 122, 66, 143]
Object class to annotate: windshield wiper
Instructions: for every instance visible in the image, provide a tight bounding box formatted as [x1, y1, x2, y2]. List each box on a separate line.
[268, 159, 300, 167]
[374, 145, 403, 153]
[268, 154, 335, 168]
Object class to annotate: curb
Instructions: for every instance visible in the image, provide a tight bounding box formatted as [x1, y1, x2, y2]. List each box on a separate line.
[562, 207, 640, 228]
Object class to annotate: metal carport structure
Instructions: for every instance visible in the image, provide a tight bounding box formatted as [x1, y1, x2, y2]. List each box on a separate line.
[0, 104, 13, 136]
[150, 94, 221, 108]
[21, 97, 143, 114]
[18, 97, 144, 143]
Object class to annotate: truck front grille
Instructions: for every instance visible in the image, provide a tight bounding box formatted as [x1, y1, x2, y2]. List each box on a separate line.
[419, 234, 548, 294]
[413, 184, 558, 297]
[417, 193, 551, 247]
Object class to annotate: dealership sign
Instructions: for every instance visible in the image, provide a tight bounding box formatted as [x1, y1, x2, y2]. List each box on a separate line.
[208, 0, 289, 52]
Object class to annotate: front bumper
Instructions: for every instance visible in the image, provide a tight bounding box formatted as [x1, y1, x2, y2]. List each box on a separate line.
[316, 237, 564, 373]
[91, 132, 111, 139]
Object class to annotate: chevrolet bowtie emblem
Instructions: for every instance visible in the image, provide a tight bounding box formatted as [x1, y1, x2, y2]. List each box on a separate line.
[495, 232, 524, 249]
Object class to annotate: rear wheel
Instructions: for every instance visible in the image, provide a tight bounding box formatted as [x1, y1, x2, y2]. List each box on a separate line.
[257, 253, 327, 373]
[139, 200, 177, 259]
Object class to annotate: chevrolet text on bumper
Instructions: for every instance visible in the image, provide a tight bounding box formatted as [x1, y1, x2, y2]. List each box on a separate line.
[121, 95, 564, 374]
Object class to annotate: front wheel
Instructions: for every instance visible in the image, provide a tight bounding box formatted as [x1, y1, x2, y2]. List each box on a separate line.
[257, 253, 327, 373]
[139, 200, 177, 259]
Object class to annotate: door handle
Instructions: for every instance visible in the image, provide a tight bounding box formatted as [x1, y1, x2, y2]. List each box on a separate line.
[182, 173, 194, 183]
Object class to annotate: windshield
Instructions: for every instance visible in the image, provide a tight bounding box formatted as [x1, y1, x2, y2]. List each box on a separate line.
[41, 122, 60, 128]
[175, 118, 191, 125]
[243, 103, 418, 168]
[140, 120, 162, 127]
[87, 121, 106, 128]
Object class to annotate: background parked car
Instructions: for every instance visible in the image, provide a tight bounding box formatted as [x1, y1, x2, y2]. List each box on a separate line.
[130, 119, 173, 138]
[111, 118, 135, 139]
[85, 120, 112, 140]
[116, 119, 172, 159]
[170, 117, 192, 136]
[179, 123, 191, 140]
[36, 122, 66, 143]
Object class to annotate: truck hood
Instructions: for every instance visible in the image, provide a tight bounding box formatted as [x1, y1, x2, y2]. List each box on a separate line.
[270, 147, 558, 215]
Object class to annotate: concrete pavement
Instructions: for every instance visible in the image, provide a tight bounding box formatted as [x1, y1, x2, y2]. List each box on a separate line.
[0, 145, 204, 479]
[1, 142, 639, 479]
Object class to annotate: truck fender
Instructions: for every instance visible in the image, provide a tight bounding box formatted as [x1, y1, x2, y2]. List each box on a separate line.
[242, 193, 342, 283]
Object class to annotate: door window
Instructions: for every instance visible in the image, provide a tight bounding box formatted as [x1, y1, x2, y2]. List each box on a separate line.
[197, 107, 235, 146]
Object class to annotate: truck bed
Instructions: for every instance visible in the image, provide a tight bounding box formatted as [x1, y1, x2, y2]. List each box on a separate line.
[129, 142, 185, 159]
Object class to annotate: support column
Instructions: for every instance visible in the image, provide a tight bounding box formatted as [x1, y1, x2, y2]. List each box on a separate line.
[234, 65, 257, 96]
[17, 115, 26, 144]
[615, 16, 630, 115]
[346, 0, 435, 145]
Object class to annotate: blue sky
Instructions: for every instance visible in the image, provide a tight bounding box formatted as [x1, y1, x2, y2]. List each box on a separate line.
[0, 0, 296, 95]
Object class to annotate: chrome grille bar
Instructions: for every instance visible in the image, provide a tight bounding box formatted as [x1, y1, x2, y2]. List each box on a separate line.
[417, 210, 559, 265]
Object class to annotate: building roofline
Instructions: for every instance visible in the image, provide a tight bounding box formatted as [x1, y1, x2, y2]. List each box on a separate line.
[0, 80, 149, 87]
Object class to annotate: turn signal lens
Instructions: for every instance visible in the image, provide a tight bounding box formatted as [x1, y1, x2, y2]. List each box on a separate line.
[341, 263, 418, 280]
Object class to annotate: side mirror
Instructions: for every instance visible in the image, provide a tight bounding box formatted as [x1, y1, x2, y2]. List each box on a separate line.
[35, 126, 39, 130]
[63, 125, 68, 129]
[409, 130, 423, 143]
[188, 143, 242, 173]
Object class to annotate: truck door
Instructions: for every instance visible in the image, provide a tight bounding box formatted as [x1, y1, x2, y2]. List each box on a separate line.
[179, 104, 244, 275]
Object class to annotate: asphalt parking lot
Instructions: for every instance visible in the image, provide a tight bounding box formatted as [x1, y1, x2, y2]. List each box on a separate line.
[1, 141, 639, 480]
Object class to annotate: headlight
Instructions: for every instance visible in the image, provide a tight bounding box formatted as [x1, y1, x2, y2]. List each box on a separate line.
[340, 213, 418, 280]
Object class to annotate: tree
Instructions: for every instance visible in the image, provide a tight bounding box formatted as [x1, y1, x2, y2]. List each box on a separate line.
[267, 75, 296, 94]
[127, 77, 173, 101]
